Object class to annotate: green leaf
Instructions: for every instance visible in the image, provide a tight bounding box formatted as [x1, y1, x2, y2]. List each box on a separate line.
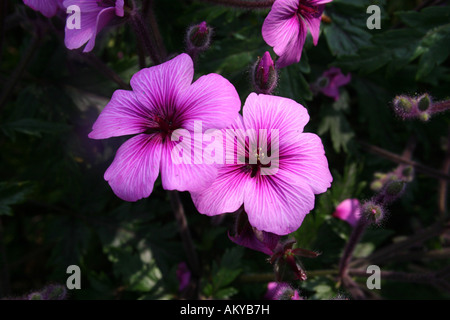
[1, 118, 70, 139]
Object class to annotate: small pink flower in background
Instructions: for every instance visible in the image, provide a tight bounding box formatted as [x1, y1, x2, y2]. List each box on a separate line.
[89, 53, 241, 201]
[332, 198, 361, 228]
[176, 262, 191, 292]
[262, 0, 333, 68]
[312, 67, 351, 101]
[63, 0, 125, 52]
[265, 282, 302, 300]
[23, 0, 64, 18]
[191, 93, 332, 235]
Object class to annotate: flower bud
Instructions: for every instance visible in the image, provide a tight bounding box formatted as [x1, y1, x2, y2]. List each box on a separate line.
[362, 201, 384, 224]
[419, 112, 431, 122]
[186, 21, 212, 53]
[252, 51, 278, 94]
[417, 93, 432, 111]
[394, 95, 414, 114]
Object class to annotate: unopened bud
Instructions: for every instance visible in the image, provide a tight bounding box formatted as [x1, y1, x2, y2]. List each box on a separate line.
[187, 21, 212, 51]
[385, 180, 405, 197]
[419, 112, 430, 121]
[417, 94, 432, 111]
[394, 96, 413, 113]
[401, 165, 414, 181]
[28, 292, 43, 300]
[252, 51, 278, 94]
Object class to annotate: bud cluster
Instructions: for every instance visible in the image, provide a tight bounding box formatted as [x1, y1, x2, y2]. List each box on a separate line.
[371, 164, 413, 204]
[392, 93, 450, 121]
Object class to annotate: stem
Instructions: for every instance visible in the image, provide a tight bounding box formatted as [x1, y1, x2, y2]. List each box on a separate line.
[431, 99, 450, 115]
[197, 0, 275, 9]
[358, 140, 450, 182]
[338, 217, 370, 280]
[128, 6, 162, 65]
[349, 221, 447, 269]
[168, 190, 201, 297]
[145, 0, 167, 60]
[238, 269, 337, 282]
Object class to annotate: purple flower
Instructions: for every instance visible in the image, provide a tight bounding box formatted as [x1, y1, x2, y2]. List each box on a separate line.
[23, 0, 64, 18]
[262, 0, 333, 68]
[332, 198, 361, 228]
[89, 53, 241, 201]
[191, 93, 332, 235]
[176, 262, 191, 292]
[63, 0, 125, 52]
[312, 67, 351, 101]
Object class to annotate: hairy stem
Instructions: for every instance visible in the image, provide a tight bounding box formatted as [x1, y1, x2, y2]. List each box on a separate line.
[358, 140, 450, 182]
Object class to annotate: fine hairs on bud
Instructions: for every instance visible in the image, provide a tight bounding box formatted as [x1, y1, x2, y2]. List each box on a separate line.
[361, 201, 385, 225]
[251, 51, 278, 95]
[185, 21, 213, 60]
[392, 93, 435, 121]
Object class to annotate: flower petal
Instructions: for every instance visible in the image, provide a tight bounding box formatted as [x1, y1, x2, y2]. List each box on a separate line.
[244, 170, 316, 235]
[191, 164, 251, 216]
[262, 1, 299, 57]
[104, 134, 162, 202]
[24, 0, 60, 17]
[83, 7, 117, 53]
[88, 90, 153, 140]
[159, 137, 219, 193]
[243, 93, 310, 143]
[176, 73, 241, 131]
[64, 8, 100, 50]
[302, 5, 325, 46]
[280, 132, 333, 194]
[130, 53, 194, 119]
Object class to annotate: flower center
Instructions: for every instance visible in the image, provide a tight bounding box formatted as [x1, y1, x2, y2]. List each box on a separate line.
[244, 147, 272, 178]
[145, 114, 178, 138]
[297, 2, 321, 19]
[97, 0, 116, 8]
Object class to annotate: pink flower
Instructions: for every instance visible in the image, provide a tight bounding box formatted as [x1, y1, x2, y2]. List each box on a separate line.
[23, 0, 64, 18]
[265, 282, 302, 300]
[332, 198, 361, 228]
[262, 0, 333, 68]
[89, 53, 241, 201]
[191, 93, 332, 235]
[312, 67, 351, 101]
[63, 0, 125, 52]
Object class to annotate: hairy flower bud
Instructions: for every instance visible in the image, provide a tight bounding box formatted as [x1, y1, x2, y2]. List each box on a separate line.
[186, 21, 212, 59]
[362, 201, 384, 224]
[252, 51, 278, 94]
[418, 93, 432, 111]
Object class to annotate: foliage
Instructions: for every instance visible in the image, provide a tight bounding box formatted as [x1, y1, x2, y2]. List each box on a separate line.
[0, 0, 449, 301]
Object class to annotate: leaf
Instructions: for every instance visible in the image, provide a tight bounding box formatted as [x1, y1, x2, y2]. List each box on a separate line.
[1, 118, 70, 139]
